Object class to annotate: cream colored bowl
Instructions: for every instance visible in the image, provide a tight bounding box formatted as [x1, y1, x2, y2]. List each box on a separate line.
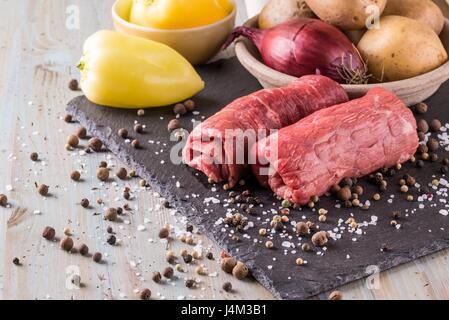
[234, 16, 449, 106]
[112, 0, 236, 65]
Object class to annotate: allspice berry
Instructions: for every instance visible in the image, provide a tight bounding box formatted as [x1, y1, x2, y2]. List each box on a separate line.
[415, 102, 428, 114]
[168, 119, 181, 131]
[221, 257, 237, 274]
[163, 267, 174, 279]
[301, 243, 311, 252]
[118, 128, 128, 139]
[0, 194, 7, 206]
[42, 226, 56, 240]
[38, 184, 49, 196]
[184, 100, 195, 111]
[139, 288, 151, 300]
[295, 221, 309, 236]
[430, 119, 442, 132]
[152, 271, 162, 283]
[64, 114, 73, 123]
[337, 187, 351, 201]
[232, 261, 249, 280]
[75, 127, 87, 139]
[427, 138, 439, 152]
[104, 207, 118, 221]
[173, 103, 187, 115]
[70, 170, 81, 181]
[88, 137, 103, 152]
[116, 167, 127, 180]
[68, 79, 79, 91]
[92, 252, 102, 263]
[67, 134, 79, 148]
[134, 123, 143, 134]
[96, 167, 109, 181]
[131, 139, 140, 149]
[329, 290, 343, 300]
[60, 236, 74, 252]
[30, 152, 39, 161]
[106, 235, 116, 245]
[311, 231, 328, 247]
[79, 244, 89, 256]
[158, 227, 169, 239]
[417, 119, 429, 133]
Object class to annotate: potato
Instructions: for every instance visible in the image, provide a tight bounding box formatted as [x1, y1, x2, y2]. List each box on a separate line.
[357, 16, 448, 82]
[383, 0, 444, 35]
[259, 0, 315, 29]
[305, 0, 387, 30]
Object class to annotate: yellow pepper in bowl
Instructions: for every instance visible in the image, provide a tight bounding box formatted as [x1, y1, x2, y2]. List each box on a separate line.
[129, 0, 234, 29]
[78, 30, 205, 108]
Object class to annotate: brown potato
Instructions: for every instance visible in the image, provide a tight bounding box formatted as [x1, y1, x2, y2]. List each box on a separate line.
[383, 0, 444, 35]
[305, 0, 387, 30]
[259, 0, 315, 29]
[357, 16, 448, 82]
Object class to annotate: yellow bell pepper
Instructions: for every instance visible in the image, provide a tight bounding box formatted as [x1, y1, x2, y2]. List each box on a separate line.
[78, 30, 205, 108]
[129, 0, 234, 29]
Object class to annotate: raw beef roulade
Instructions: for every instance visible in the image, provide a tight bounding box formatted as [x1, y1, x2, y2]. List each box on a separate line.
[183, 75, 348, 187]
[252, 87, 419, 205]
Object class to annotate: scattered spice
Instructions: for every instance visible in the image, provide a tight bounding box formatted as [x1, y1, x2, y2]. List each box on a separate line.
[329, 290, 343, 300]
[185, 279, 195, 288]
[301, 243, 311, 252]
[295, 258, 304, 266]
[427, 138, 439, 152]
[38, 184, 49, 196]
[134, 123, 144, 134]
[414, 102, 428, 114]
[158, 227, 169, 239]
[222, 282, 233, 292]
[311, 231, 328, 247]
[221, 257, 237, 273]
[79, 244, 89, 256]
[30, 152, 38, 161]
[430, 119, 441, 132]
[183, 254, 193, 264]
[76, 127, 87, 139]
[417, 119, 429, 133]
[118, 128, 128, 139]
[296, 221, 309, 235]
[13, 257, 20, 266]
[80, 198, 90, 208]
[168, 119, 182, 131]
[166, 251, 176, 264]
[139, 288, 151, 300]
[106, 235, 116, 245]
[137, 109, 145, 117]
[60, 236, 74, 252]
[196, 266, 207, 275]
[104, 208, 118, 221]
[232, 261, 249, 280]
[67, 134, 79, 148]
[400, 185, 409, 193]
[88, 137, 103, 152]
[0, 194, 7, 206]
[131, 139, 140, 149]
[107, 226, 114, 234]
[96, 167, 109, 181]
[265, 240, 274, 249]
[152, 271, 162, 283]
[173, 103, 187, 115]
[184, 100, 195, 111]
[163, 267, 174, 279]
[116, 167, 127, 180]
[70, 170, 81, 181]
[42, 226, 56, 240]
[92, 252, 102, 263]
[64, 114, 73, 123]
[318, 215, 327, 222]
[68, 79, 79, 91]
[63, 227, 72, 236]
[206, 252, 214, 260]
[337, 187, 351, 201]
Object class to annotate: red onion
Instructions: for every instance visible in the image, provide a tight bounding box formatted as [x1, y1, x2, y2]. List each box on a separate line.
[224, 18, 368, 84]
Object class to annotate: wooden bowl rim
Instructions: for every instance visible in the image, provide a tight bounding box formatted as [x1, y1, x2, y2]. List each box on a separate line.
[234, 15, 449, 91]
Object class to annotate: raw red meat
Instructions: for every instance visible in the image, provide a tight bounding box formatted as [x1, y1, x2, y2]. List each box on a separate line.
[252, 87, 419, 205]
[183, 75, 348, 187]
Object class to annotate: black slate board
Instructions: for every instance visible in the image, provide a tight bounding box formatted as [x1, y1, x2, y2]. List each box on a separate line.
[67, 57, 449, 300]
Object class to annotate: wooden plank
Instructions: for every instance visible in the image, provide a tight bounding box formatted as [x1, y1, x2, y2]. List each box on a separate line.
[0, 0, 448, 300]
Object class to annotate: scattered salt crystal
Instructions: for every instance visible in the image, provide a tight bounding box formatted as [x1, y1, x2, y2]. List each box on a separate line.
[137, 225, 146, 231]
[439, 209, 448, 216]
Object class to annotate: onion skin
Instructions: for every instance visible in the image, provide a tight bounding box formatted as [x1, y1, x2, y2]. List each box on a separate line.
[224, 19, 367, 84]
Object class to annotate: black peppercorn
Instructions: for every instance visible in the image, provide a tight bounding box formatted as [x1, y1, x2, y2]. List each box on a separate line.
[273, 221, 284, 232]
[185, 279, 195, 288]
[441, 166, 449, 174]
[139, 288, 151, 300]
[443, 158, 449, 166]
[427, 138, 439, 152]
[79, 244, 89, 256]
[81, 198, 89, 208]
[186, 223, 193, 232]
[68, 79, 79, 91]
[107, 235, 116, 245]
[183, 254, 193, 264]
[13, 257, 20, 266]
[206, 252, 214, 260]
[222, 282, 233, 292]
[92, 252, 102, 263]
[416, 160, 424, 168]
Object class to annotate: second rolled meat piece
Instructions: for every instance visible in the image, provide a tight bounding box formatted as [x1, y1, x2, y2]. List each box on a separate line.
[252, 87, 419, 205]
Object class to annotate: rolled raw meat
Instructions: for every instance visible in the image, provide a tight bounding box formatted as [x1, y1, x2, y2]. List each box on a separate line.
[252, 87, 419, 204]
[183, 75, 348, 187]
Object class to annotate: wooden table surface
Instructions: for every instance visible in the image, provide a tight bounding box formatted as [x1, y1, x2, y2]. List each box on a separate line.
[1, 0, 449, 300]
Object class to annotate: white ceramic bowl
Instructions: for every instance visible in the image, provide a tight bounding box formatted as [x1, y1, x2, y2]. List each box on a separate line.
[234, 15, 449, 105]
